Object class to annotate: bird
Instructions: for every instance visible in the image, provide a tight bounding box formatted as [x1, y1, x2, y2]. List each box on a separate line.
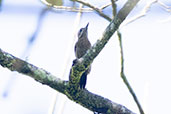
[74, 23, 91, 89]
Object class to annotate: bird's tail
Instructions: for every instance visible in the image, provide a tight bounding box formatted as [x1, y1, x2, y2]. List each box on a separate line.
[79, 69, 90, 89]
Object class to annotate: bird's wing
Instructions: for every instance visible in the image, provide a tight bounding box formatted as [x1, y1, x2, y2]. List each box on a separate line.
[74, 42, 78, 57]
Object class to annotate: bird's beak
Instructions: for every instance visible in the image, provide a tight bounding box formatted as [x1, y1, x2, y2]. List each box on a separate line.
[85, 23, 89, 31]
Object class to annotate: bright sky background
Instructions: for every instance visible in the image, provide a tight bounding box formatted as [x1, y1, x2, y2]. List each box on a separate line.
[0, 0, 171, 114]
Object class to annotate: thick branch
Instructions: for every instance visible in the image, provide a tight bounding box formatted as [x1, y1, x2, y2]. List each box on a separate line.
[0, 48, 67, 94]
[70, 89, 136, 114]
[0, 48, 135, 114]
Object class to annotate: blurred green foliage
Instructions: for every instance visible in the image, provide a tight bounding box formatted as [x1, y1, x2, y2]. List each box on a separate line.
[46, 0, 63, 6]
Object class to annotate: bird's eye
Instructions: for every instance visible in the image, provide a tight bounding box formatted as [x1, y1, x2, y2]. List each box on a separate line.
[79, 28, 83, 34]
[78, 28, 84, 38]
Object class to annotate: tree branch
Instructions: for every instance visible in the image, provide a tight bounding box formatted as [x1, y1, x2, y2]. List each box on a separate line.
[121, 0, 157, 27]
[0, 0, 140, 113]
[41, 0, 112, 21]
[117, 31, 144, 114]
[41, 0, 93, 12]
[0, 48, 135, 114]
[71, 0, 112, 21]
[99, 3, 111, 10]
[111, 0, 117, 18]
[0, 48, 67, 94]
[158, 0, 171, 11]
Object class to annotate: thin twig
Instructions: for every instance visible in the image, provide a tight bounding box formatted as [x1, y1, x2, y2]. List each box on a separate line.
[48, 92, 58, 114]
[74, 0, 112, 21]
[41, 0, 112, 21]
[99, 3, 111, 10]
[121, 0, 157, 28]
[51, 6, 92, 12]
[111, 0, 117, 18]
[158, 1, 171, 12]
[117, 31, 145, 114]
[41, 0, 92, 12]
[156, 1, 171, 22]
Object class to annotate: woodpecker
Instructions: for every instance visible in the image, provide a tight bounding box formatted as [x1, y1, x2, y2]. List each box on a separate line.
[74, 23, 91, 89]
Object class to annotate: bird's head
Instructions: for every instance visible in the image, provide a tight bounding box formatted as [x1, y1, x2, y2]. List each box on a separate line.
[78, 23, 89, 39]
